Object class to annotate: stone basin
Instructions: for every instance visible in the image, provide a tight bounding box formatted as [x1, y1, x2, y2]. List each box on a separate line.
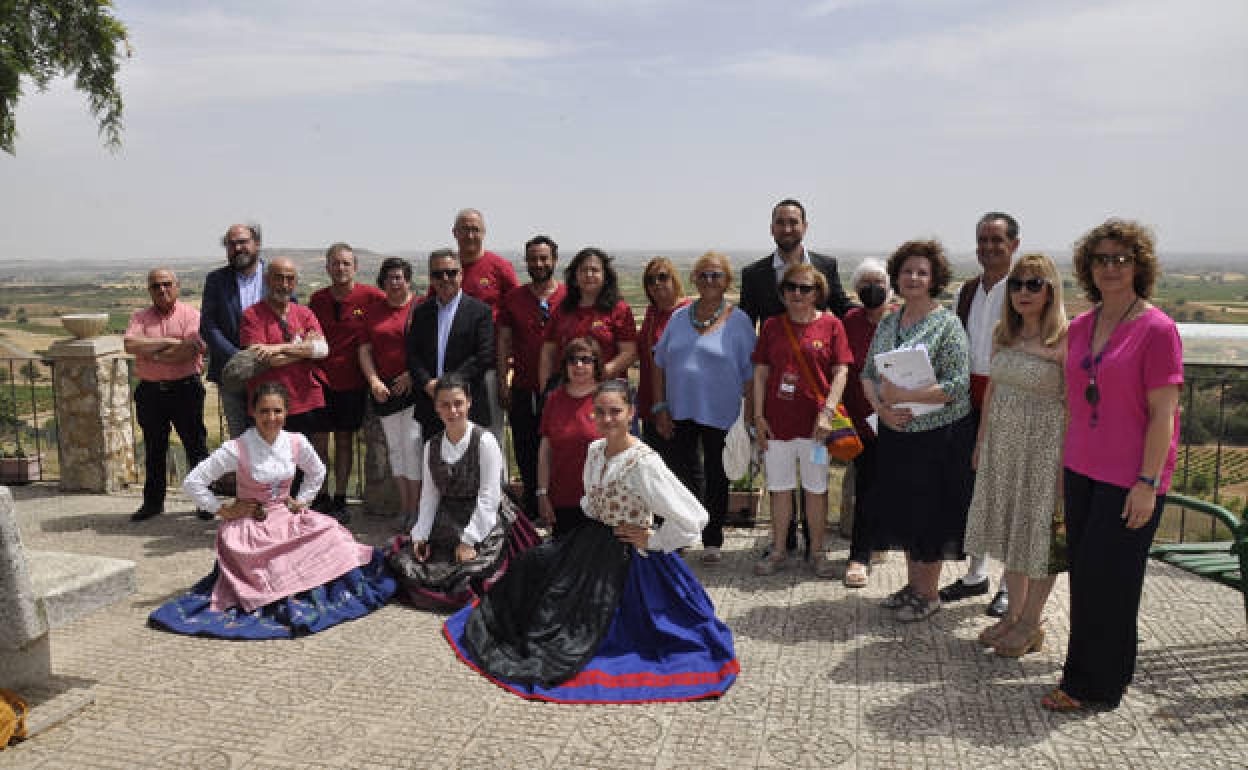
[60, 313, 110, 339]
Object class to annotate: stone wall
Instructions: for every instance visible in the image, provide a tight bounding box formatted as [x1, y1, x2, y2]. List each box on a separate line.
[48, 338, 137, 493]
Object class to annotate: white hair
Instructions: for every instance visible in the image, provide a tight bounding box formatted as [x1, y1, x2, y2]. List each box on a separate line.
[849, 257, 889, 289]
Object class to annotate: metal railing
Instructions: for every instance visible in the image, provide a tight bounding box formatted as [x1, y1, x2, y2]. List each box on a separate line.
[0, 356, 57, 483]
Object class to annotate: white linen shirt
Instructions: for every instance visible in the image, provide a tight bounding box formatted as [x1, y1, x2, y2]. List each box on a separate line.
[966, 277, 1007, 376]
[182, 428, 325, 514]
[411, 426, 503, 545]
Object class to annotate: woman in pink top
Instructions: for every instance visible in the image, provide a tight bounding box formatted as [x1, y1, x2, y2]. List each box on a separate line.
[149, 383, 395, 639]
[1045, 219, 1183, 712]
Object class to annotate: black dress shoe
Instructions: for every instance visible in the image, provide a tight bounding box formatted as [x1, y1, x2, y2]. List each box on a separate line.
[938, 577, 990, 602]
[130, 504, 163, 522]
[986, 589, 1010, 617]
[195, 509, 215, 521]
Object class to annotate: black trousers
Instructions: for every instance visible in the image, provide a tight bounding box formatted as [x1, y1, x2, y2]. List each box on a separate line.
[849, 436, 878, 565]
[1060, 469, 1163, 707]
[135, 378, 209, 510]
[508, 386, 542, 519]
[665, 420, 730, 548]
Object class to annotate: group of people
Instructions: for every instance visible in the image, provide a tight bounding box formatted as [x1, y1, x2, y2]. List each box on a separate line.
[128, 202, 1181, 713]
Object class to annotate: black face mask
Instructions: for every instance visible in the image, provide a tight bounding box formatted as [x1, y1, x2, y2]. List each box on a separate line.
[857, 285, 887, 309]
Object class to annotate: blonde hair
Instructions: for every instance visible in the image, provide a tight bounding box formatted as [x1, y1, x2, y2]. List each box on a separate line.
[690, 251, 735, 288]
[993, 253, 1068, 349]
[642, 256, 685, 305]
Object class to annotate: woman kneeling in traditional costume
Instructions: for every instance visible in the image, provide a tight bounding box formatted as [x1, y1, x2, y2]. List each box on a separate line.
[387, 374, 538, 608]
[149, 382, 395, 638]
[445, 379, 738, 703]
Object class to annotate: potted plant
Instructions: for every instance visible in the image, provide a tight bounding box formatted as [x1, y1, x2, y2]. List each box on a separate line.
[0, 446, 41, 485]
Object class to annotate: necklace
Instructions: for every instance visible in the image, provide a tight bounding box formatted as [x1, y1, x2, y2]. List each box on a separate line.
[690, 297, 726, 331]
[1080, 296, 1139, 425]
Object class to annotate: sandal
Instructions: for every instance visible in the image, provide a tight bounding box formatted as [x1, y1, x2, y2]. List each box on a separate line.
[844, 562, 868, 588]
[1041, 688, 1085, 712]
[976, 619, 1014, 647]
[753, 553, 788, 576]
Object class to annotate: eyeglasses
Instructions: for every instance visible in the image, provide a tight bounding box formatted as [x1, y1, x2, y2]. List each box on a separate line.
[1007, 277, 1048, 293]
[1090, 252, 1132, 268]
[644, 272, 671, 286]
[148, 280, 175, 290]
[567, 354, 597, 366]
[227, 238, 253, 247]
[780, 281, 816, 295]
[431, 268, 460, 281]
[695, 271, 726, 283]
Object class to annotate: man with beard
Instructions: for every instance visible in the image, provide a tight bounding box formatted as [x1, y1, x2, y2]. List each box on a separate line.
[449, 209, 518, 443]
[497, 235, 566, 518]
[124, 268, 211, 521]
[240, 257, 330, 500]
[740, 199, 851, 558]
[201, 223, 268, 439]
[938, 211, 1021, 618]
[308, 242, 385, 518]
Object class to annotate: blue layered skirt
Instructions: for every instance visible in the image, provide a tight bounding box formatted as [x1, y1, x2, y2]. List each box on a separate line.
[445, 522, 738, 703]
[149, 548, 396, 640]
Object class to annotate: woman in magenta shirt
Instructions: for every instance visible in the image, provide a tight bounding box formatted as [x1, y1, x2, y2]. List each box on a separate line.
[1046, 219, 1183, 713]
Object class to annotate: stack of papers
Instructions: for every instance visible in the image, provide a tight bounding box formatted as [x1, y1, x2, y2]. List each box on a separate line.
[874, 345, 941, 417]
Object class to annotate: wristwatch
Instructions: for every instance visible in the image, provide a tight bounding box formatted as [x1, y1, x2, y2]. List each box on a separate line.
[535, 488, 548, 497]
[1136, 474, 1157, 489]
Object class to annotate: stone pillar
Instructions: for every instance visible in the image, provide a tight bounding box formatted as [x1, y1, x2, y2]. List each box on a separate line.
[361, 411, 399, 515]
[0, 485, 50, 689]
[46, 336, 137, 493]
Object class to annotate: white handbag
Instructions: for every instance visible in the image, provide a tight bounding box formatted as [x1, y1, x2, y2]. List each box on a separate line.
[722, 401, 752, 482]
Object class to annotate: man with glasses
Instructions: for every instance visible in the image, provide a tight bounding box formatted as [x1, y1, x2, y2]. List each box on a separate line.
[740, 199, 851, 559]
[124, 268, 211, 521]
[239, 258, 331, 501]
[940, 211, 1021, 618]
[308, 242, 385, 518]
[450, 209, 518, 443]
[201, 223, 267, 439]
[497, 235, 566, 518]
[407, 249, 495, 439]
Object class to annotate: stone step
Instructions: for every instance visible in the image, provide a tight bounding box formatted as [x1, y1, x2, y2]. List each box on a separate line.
[25, 549, 136, 629]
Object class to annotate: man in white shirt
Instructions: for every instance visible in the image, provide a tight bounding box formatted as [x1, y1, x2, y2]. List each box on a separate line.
[940, 211, 1019, 617]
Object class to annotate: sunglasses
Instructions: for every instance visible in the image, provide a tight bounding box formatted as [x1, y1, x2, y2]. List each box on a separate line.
[644, 272, 671, 286]
[226, 238, 253, 247]
[1090, 252, 1132, 267]
[1007, 277, 1048, 293]
[148, 280, 175, 290]
[696, 270, 726, 283]
[567, 354, 597, 366]
[780, 281, 816, 295]
[431, 268, 460, 281]
[537, 298, 551, 325]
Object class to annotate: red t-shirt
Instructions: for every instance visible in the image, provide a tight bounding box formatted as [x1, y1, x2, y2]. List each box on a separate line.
[637, 298, 691, 420]
[363, 297, 415, 381]
[544, 300, 638, 367]
[309, 284, 385, 391]
[438, 251, 519, 322]
[498, 283, 567, 392]
[752, 313, 852, 441]
[539, 387, 599, 508]
[240, 302, 326, 416]
[841, 306, 879, 438]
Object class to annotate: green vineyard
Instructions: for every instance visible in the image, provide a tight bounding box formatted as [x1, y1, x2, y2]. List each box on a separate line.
[1171, 445, 1248, 495]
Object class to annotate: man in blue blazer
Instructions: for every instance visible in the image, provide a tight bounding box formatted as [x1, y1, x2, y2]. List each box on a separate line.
[201, 223, 267, 438]
[406, 248, 495, 439]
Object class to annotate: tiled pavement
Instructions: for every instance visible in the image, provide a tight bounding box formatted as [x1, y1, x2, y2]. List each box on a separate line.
[3, 485, 1246, 769]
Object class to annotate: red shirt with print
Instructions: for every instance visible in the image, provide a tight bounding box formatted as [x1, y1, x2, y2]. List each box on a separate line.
[544, 301, 638, 368]
[498, 283, 567, 392]
[539, 387, 599, 509]
[240, 302, 326, 416]
[309, 284, 385, 391]
[752, 312, 852, 441]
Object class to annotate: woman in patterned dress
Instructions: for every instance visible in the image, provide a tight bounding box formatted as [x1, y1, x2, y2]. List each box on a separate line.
[963, 254, 1069, 657]
[150, 382, 395, 639]
[386, 374, 538, 609]
[445, 380, 738, 703]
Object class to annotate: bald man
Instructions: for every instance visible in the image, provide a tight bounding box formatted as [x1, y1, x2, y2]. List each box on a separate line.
[124, 268, 210, 521]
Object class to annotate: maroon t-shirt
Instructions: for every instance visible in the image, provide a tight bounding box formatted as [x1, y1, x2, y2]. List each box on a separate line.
[498, 283, 567, 392]
[539, 387, 599, 509]
[460, 251, 519, 321]
[842, 306, 879, 438]
[240, 302, 326, 416]
[544, 301, 638, 367]
[309, 284, 385, 391]
[637, 298, 691, 420]
[752, 313, 852, 441]
[363, 297, 415, 381]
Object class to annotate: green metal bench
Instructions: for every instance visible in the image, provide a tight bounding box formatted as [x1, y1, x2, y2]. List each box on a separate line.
[1151, 492, 1248, 625]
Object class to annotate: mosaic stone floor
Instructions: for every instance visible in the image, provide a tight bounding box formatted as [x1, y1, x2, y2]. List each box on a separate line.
[3, 485, 1246, 769]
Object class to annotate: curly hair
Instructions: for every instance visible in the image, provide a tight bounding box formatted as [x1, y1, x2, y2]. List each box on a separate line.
[886, 239, 952, 298]
[560, 247, 620, 313]
[1071, 218, 1159, 302]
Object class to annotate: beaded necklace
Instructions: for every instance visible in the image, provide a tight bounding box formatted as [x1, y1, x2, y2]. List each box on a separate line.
[690, 297, 727, 331]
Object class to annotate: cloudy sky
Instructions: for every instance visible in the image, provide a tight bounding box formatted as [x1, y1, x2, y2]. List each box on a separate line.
[2, 0, 1246, 262]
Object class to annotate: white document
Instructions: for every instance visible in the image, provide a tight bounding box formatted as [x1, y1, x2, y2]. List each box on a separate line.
[874, 344, 941, 417]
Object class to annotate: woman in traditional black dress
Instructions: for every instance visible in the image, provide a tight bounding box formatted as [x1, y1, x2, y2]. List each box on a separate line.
[445, 379, 738, 703]
[387, 374, 538, 608]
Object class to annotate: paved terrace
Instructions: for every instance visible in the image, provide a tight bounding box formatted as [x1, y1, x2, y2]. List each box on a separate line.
[3, 485, 1246, 770]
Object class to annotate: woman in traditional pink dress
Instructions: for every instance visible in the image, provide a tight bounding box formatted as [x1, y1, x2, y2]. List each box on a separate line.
[149, 382, 395, 639]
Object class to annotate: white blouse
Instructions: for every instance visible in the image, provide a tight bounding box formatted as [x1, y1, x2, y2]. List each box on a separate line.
[183, 428, 326, 514]
[579, 439, 708, 553]
[411, 426, 503, 546]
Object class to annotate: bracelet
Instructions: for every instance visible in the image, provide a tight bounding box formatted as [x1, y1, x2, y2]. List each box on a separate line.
[535, 488, 548, 497]
[1136, 474, 1157, 489]
[651, 401, 670, 415]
